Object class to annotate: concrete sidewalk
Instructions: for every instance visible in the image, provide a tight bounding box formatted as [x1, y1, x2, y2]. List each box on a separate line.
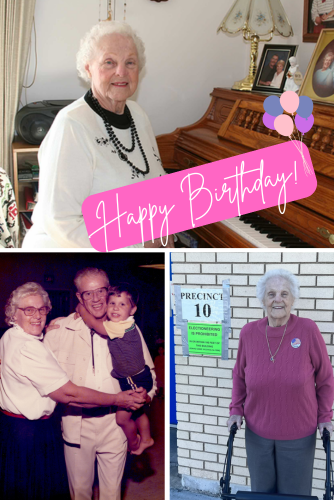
[171, 489, 219, 500]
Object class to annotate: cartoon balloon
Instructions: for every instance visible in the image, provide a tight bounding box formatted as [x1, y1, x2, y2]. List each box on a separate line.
[263, 95, 283, 117]
[295, 114, 314, 134]
[274, 114, 294, 137]
[296, 96, 313, 119]
[262, 112, 276, 130]
[280, 91, 300, 114]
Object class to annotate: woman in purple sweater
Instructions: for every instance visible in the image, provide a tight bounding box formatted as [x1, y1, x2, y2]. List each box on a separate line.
[227, 269, 334, 496]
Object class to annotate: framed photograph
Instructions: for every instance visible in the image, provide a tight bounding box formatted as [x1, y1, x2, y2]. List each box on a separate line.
[303, 0, 334, 43]
[252, 44, 298, 94]
[299, 29, 334, 104]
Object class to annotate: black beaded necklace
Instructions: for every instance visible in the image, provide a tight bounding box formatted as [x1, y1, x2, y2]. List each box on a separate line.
[88, 89, 150, 178]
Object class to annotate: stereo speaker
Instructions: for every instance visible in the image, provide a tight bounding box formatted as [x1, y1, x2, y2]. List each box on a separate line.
[15, 100, 74, 145]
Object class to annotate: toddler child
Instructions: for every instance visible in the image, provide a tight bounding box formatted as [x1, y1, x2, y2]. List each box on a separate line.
[77, 283, 155, 456]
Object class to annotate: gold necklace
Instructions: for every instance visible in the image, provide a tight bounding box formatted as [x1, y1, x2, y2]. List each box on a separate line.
[265, 318, 289, 363]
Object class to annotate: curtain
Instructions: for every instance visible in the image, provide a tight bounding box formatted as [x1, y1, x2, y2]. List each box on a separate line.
[0, 0, 36, 180]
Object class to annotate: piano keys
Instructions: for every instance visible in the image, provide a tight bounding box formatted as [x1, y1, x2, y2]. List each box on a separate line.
[222, 216, 313, 248]
[156, 88, 334, 248]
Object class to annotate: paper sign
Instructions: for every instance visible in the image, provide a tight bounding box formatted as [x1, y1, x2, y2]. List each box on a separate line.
[180, 288, 224, 322]
[188, 323, 222, 356]
[82, 141, 316, 251]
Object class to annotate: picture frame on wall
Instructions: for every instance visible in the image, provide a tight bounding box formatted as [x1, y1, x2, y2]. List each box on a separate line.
[303, 0, 334, 42]
[252, 44, 298, 94]
[299, 28, 334, 104]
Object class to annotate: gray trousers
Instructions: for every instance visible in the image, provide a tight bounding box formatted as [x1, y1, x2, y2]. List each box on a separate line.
[245, 426, 316, 495]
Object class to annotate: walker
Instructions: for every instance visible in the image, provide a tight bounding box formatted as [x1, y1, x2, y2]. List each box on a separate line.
[220, 424, 334, 500]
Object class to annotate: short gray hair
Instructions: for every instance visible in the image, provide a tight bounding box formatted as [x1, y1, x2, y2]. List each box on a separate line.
[5, 282, 52, 326]
[76, 21, 146, 82]
[74, 268, 109, 292]
[256, 269, 300, 309]
[323, 51, 334, 64]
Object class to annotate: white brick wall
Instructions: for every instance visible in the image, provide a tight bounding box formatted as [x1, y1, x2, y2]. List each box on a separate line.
[172, 251, 334, 499]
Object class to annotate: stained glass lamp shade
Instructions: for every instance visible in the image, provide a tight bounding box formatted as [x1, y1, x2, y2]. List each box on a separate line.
[218, 0, 293, 91]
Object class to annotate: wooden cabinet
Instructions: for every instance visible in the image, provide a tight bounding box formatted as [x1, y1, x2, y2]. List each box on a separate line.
[12, 140, 39, 240]
[157, 88, 334, 248]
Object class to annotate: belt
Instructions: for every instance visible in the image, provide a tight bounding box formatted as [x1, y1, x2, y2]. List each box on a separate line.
[0, 408, 52, 420]
[82, 406, 116, 418]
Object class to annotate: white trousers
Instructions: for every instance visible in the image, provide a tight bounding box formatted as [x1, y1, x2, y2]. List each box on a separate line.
[64, 414, 127, 500]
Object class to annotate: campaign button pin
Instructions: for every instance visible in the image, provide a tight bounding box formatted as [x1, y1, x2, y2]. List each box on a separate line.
[291, 338, 301, 348]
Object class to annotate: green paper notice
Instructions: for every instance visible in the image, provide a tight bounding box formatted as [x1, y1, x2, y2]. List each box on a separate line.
[187, 323, 222, 356]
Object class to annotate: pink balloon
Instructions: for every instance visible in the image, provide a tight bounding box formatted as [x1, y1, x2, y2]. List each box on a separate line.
[274, 114, 294, 137]
[280, 91, 300, 114]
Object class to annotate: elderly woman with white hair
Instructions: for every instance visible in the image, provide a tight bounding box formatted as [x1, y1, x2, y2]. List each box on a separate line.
[0, 282, 145, 500]
[313, 51, 334, 98]
[227, 269, 334, 496]
[23, 21, 174, 249]
[270, 59, 285, 88]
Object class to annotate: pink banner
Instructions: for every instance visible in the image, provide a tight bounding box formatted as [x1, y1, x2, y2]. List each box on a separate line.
[82, 141, 316, 251]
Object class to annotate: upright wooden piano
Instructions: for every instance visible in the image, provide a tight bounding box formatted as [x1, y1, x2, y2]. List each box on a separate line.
[157, 88, 334, 248]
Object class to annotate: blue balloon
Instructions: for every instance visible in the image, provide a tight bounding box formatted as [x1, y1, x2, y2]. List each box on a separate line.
[296, 96, 313, 119]
[263, 95, 283, 117]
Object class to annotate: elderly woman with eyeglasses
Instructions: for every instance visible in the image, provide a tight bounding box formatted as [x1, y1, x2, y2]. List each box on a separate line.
[0, 282, 145, 500]
[227, 269, 334, 496]
[22, 21, 174, 249]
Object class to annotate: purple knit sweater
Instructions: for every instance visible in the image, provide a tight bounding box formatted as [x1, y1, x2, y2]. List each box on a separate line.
[230, 314, 334, 440]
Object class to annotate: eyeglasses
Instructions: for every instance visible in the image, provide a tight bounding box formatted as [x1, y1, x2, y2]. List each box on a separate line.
[18, 306, 50, 316]
[80, 287, 109, 301]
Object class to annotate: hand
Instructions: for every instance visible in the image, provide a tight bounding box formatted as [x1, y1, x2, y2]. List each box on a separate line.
[144, 237, 163, 248]
[114, 390, 146, 411]
[226, 414, 243, 431]
[318, 422, 333, 437]
[45, 318, 65, 333]
[164, 235, 175, 248]
[315, 16, 323, 24]
[135, 386, 148, 401]
[144, 234, 175, 248]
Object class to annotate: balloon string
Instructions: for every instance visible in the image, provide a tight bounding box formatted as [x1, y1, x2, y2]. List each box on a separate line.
[291, 114, 301, 142]
[289, 138, 313, 176]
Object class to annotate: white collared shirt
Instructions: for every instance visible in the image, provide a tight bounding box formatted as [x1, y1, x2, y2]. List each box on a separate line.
[44, 314, 157, 444]
[84, 332, 119, 393]
[0, 325, 69, 419]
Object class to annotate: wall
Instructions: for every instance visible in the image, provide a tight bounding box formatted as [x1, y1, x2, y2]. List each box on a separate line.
[171, 250, 334, 500]
[22, 0, 315, 136]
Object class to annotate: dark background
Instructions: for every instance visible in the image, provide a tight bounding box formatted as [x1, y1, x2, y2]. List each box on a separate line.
[0, 252, 165, 356]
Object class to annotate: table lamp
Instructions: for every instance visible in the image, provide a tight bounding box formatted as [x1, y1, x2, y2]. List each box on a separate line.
[218, 0, 293, 91]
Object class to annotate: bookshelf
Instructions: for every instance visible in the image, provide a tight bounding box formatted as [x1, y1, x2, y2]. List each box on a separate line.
[12, 140, 39, 241]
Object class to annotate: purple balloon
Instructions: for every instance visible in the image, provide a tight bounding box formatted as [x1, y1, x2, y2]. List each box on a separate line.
[295, 114, 314, 134]
[263, 112, 276, 130]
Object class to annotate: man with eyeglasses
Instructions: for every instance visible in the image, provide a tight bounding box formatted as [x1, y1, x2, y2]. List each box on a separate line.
[44, 267, 157, 500]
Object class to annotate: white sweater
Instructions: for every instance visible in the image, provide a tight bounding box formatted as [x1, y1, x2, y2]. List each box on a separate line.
[23, 97, 165, 248]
